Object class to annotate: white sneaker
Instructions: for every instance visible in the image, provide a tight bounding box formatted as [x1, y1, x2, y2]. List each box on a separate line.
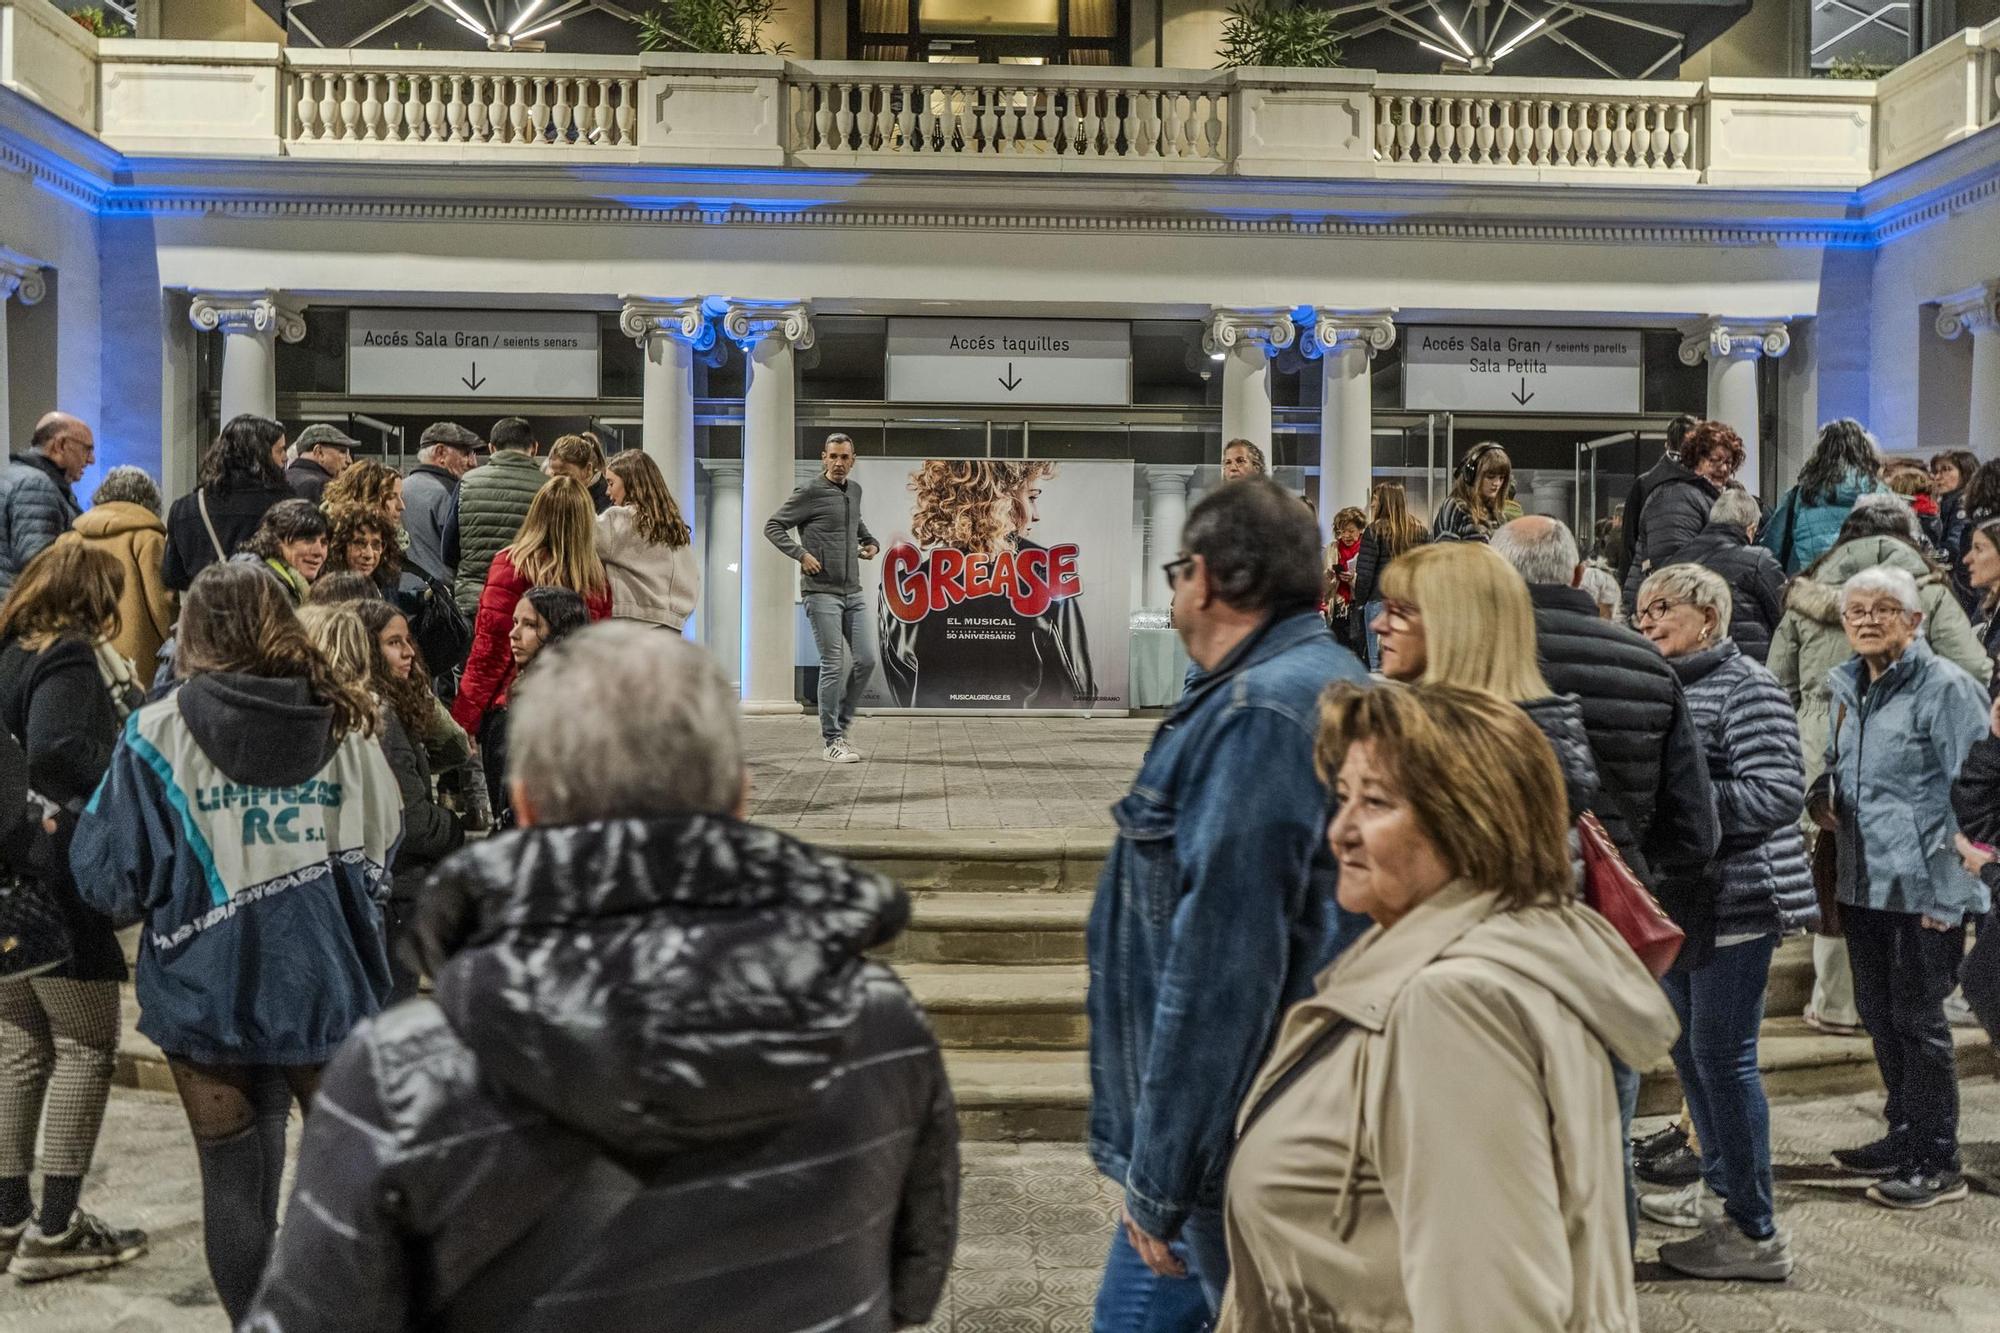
[822, 740, 861, 764]
[1945, 989, 1979, 1029]
[1640, 1179, 1723, 1230]
[839, 735, 865, 760]
[0, 1219, 25, 1274]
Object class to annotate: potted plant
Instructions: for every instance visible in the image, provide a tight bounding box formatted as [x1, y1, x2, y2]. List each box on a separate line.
[1218, 0, 1342, 69]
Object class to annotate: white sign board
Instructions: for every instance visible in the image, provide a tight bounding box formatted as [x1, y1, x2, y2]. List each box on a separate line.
[1403, 326, 1642, 414]
[347, 309, 600, 399]
[887, 318, 1130, 406]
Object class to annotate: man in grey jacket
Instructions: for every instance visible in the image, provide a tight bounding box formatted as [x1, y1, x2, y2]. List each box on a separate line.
[0, 411, 91, 596]
[403, 422, 480, 582]
[765, 433, 880, 763]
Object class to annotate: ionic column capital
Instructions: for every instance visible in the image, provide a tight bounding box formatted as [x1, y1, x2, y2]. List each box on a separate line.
[1935, 283, 2000, 340]
[1679, 317, 1790, 366]
[1203, 307, 1296, 358]
[188, 291, 307, 343]
[1306, 310, 1397, 360]
[619, 297, 717, 351]
[1145, 464, 1197, 498]
[0, 249, 47, 307]
[718, 300, 814, 351]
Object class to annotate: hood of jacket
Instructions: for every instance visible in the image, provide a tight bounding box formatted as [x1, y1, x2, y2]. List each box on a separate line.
[72, 500, 164, 540]
[1517, 693, 1599, 818]
[429, 814, 910, 1158]
[1325, 880, 1679, 1071]
[1788, 536, 1940, 627]
[175, 671, 338, 786]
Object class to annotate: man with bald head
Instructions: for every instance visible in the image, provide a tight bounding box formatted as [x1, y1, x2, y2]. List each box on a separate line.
[0, 412, 92, 595]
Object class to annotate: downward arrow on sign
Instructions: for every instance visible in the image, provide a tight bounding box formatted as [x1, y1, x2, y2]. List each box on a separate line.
[1510, 377, 1535, 406]
[997, 363, 1022, 392]
[462, 363, 487, 392]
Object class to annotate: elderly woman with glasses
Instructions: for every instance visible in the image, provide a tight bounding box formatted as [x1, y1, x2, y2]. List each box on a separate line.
[1811, 563, 1989, 1211]
[1630, 563, 1815, 1280]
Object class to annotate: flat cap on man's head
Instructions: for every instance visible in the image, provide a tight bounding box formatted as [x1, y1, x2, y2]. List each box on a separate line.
[293, 423, 359, 452]
[420, 421, 482, 451]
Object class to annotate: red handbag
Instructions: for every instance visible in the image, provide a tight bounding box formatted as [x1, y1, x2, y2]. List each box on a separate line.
[1578, 811, 1685, 978]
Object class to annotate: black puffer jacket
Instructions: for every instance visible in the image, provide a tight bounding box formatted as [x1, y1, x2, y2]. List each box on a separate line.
[1674, 522, 1787, 664]
[1518, 693, 1600, 893]
[378, 707, 462, 902]
[247, 815, 959, 1333]
[1524, 584, 1720, 901]
[1622, 473, 1720, 613]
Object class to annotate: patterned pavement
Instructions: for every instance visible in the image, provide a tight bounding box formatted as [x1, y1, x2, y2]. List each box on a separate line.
[742, 715, 1152, 831]
[5, 1080, 2000, 1331]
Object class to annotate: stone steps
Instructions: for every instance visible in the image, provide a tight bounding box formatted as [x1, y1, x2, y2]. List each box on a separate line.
[946, 1020, 2000, 1141]
[886, 892, 1092, 965]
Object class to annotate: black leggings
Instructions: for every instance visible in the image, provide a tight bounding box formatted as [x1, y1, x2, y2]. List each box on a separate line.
[168, 1059, 322, 1324]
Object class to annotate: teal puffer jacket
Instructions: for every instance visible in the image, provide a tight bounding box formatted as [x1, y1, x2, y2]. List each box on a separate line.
[451, 452, 545, 617]
[1759, 471, 1891, 576]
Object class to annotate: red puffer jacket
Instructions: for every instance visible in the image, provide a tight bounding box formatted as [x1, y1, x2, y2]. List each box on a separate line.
[450, 548, 611, 732]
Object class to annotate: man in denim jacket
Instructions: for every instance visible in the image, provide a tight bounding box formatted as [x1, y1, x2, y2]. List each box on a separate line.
[1087, 477, 1369, 1324]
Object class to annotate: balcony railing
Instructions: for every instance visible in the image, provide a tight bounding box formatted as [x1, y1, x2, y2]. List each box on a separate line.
[2, 0, 1996, 187]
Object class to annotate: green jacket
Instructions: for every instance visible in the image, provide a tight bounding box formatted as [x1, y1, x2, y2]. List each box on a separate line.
[451, 451, 546, 617]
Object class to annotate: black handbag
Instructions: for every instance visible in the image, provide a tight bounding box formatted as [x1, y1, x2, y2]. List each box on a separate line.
[0, 869, 70, 981]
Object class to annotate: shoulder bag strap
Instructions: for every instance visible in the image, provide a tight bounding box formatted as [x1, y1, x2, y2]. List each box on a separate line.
[432, 1152, 645, 1333]
[1778, 489, 1800, 573]
[195, 490, 228, 564]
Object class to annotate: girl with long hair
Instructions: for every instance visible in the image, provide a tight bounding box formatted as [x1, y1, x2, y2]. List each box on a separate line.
[476, 586, 590, 830]
[162, 415, 293, 592]
[72, 562, 402, 1324]
[451, 476, 610, 779]
[1962, 515, 2000, 686]
[0, 543, 146, 1281]
[233, 499, 330, 605]
[1935, 448, 1984, 615]
[1431, 443, 1512, 543]
[1759, 419, 1891, 575]
[1348, 481, 1429, 667]
[302, 601, 464, 1001]
[596, 449, 700, 632]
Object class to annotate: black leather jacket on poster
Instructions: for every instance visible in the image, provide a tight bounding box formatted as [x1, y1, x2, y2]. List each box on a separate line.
[246, 815, 960, 1333]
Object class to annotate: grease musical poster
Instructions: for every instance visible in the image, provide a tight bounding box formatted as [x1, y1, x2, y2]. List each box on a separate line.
[855, 458, 1132, 712]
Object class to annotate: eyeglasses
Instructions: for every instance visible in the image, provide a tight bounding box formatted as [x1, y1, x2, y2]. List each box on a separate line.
[1379, 599, 1422, 630]
[1842, 604, 1911, 627]
[1634, 598, 1688, 624]
[1162, 556, 1195, 588]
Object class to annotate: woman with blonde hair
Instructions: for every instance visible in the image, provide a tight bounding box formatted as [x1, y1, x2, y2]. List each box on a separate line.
[0, 542, 146, 1281]
[597, 449, 699, 631]
[322, 459, 405, 527]
[1371, 542, 1599, 828]
[1430, 442, 1512, 543]
[451, 475, 611, 739]
[1348, 481, 1428, 668]
[879, 459, 1095, 708]
[1216, 682, 1678, 1333]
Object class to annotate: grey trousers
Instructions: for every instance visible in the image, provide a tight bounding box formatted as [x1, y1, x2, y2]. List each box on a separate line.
[0, 977, 119, 1178]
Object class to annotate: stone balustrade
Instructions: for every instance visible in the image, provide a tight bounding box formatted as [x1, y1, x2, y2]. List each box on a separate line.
[2, 0, 1997, 187]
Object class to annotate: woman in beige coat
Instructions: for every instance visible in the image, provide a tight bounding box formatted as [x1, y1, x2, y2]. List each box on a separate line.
[595, 450, 700, 632]
[64, 466, 175, 674]
[1218, 682, 1680, 1333]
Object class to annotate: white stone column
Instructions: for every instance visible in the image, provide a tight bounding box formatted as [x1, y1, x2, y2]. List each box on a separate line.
[721, 300, 813, 714]
[0, 251, 47, 449]
[1679, 318, 1790, 497]
[1204, 307, 1295, 455]
[1937, 284, 2000, 456]
[1312, 310, 1397, 537]
[619, 297, 711, 553]
[1143, 465, 1194, 608]
[189, 291, 306, 423]
[702, 460, 743, 688]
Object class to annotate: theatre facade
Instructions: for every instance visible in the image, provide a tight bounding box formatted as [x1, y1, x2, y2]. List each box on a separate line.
[2, 0, 1999, 712]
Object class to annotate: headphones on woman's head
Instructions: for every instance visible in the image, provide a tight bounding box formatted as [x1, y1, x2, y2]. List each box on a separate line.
[1458, 441, 1506, 484]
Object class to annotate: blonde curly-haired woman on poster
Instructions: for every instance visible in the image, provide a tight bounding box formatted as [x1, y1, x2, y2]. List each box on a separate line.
[878, 460, 1097, 709]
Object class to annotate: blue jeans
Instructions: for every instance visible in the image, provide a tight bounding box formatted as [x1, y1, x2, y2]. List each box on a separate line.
[1660, 934, 1779, 1238]
[1611, 1054, 1639, 1251]
[803, 591, 876, 743]
[1093, 1207, 1228, 1331]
